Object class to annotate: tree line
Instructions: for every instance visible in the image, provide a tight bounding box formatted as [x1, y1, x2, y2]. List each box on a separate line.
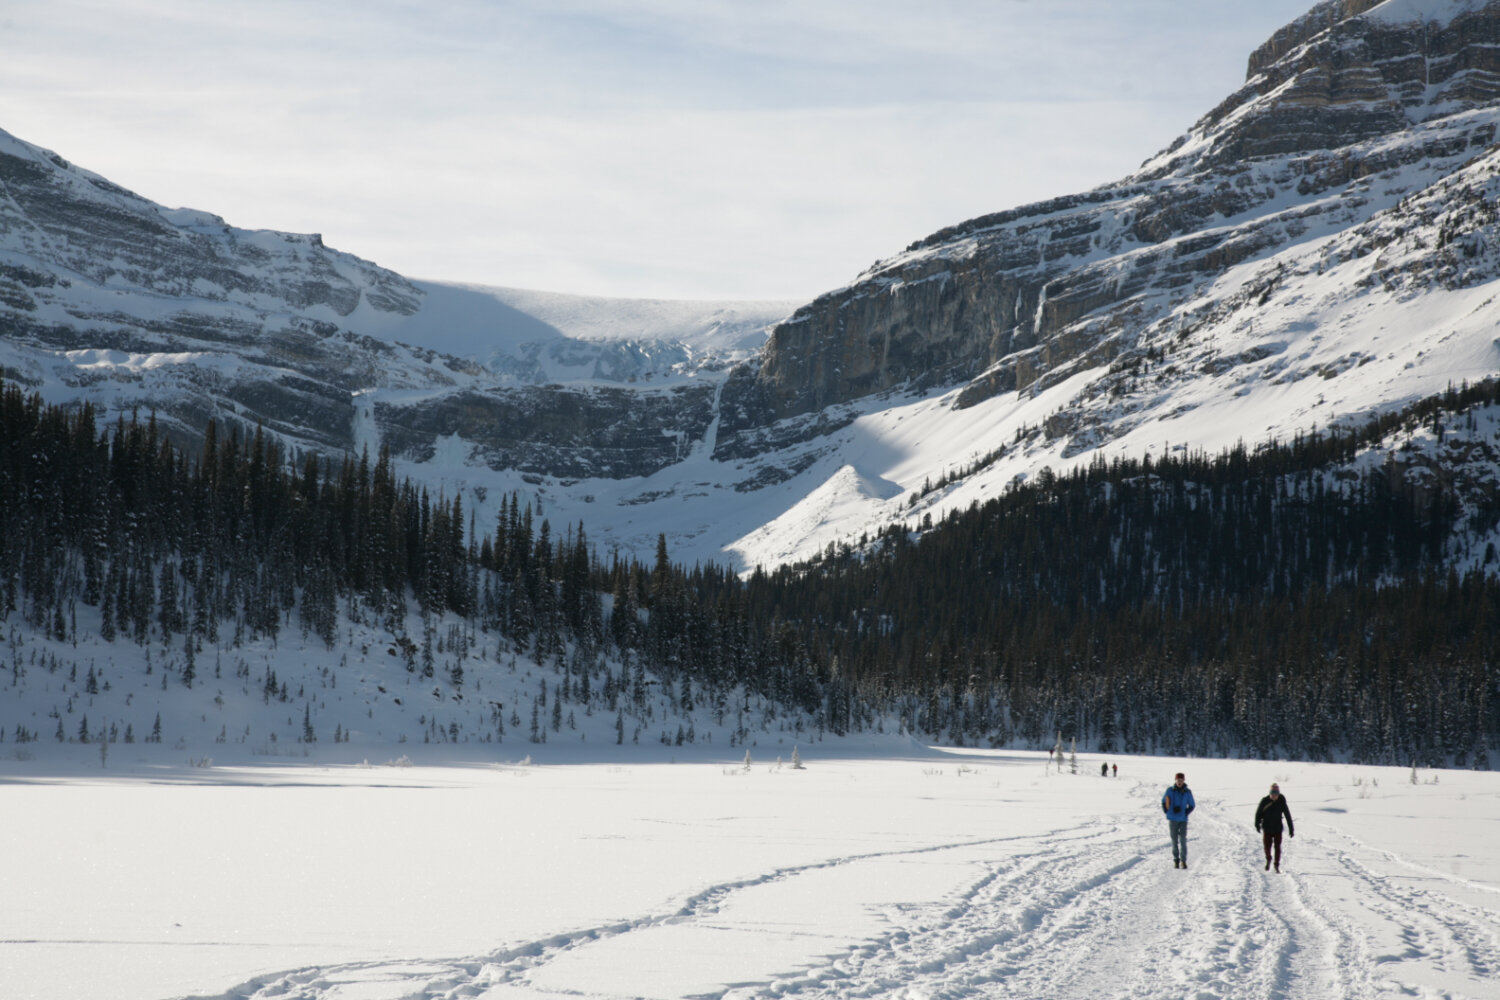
[743, 380, 1500, 766]
[0, 379, 828, 741]
[2, 375, 1498, 765]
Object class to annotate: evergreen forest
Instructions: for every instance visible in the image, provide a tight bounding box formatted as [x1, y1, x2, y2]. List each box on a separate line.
[2, 376, 1497, 767]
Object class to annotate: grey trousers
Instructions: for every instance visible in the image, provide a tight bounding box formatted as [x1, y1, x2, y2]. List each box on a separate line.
[1169, 820, 1188, 863]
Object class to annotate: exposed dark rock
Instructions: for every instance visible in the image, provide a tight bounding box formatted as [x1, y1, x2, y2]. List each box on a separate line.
[376, 383, 718, 480]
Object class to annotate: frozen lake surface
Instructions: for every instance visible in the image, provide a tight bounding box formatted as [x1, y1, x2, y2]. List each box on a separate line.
[3, 744, 1497, 1000]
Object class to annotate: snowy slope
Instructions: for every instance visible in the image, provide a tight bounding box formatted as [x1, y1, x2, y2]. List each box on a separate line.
[3, 748, 1497, 1000]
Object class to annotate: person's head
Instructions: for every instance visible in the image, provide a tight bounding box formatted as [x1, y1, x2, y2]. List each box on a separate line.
[1269, 783, 1280, 797]
[1174, 772, 1185, 786]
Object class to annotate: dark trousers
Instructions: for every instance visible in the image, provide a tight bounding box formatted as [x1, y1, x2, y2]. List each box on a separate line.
[1262, 829, 1284, 867]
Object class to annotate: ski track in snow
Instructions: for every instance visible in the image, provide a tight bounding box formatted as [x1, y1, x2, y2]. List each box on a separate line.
[195, 782, 1500, 1000]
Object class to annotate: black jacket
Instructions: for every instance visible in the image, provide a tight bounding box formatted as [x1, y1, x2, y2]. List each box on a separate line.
[1254, 794, 1294, 836]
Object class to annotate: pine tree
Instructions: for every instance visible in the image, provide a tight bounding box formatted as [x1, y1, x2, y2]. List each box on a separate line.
[99, 585, 116, 642]
[182, 632, 196, 688]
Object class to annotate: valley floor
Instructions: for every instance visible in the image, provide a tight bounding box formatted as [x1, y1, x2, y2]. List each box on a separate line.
[2, 746, 1497, 1000]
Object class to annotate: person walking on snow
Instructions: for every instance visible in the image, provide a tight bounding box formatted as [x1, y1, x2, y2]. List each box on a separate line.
[1162, 772, 1195, 868]
[1254, 782, 1294, 872]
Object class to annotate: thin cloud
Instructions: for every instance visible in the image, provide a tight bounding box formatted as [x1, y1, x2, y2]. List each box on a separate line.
[0, 0, 1317, 300]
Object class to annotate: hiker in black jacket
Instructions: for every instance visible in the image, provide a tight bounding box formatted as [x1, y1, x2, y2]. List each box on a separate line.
[1254, 782, 1294, 872]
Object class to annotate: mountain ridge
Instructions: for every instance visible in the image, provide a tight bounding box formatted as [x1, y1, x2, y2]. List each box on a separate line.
[6, 0, 1500, 575]
[731, 0, 1500, 435]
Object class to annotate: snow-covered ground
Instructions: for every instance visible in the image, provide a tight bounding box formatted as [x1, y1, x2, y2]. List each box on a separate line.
[4, 745, 1497, 1000]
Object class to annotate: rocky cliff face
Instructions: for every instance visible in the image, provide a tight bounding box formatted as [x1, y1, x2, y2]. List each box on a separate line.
[717, 0, 1500, 453]
[0, 128, 435, 455]
[375, 382, 717, 482]
[0, 143, 422, 320]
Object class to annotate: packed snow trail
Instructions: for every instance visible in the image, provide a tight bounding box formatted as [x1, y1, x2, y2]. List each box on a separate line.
[196, 776, 1500, 1000]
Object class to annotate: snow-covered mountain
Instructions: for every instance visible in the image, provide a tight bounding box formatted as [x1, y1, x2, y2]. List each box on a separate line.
[0, 128, 792, 483]
[7, 0, 1500, 572]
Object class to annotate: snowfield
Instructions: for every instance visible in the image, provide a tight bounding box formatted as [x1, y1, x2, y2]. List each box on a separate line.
[4, 747, 1497, 1000]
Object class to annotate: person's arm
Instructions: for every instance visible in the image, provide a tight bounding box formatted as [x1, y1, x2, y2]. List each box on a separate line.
[1185, 790, 1195, 814]
[1284, 800, 1294, 837]
[1254, 799, 1263, 832]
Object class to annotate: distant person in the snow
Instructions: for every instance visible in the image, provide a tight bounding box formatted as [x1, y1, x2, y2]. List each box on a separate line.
[1101, 762, 1108, 777]
[1162, 772, 1195, 868]
[1254, 782, 1294, 872]
[1112, 763, 1117, 777]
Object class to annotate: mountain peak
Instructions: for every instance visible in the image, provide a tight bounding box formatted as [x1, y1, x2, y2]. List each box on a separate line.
[1245, 1, 1388, 78]
[1246, 0, 1499, 78]
[1163, 0, 1500, 177]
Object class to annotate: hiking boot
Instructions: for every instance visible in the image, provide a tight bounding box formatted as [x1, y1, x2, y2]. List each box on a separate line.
[1265, 860, 1270, 870]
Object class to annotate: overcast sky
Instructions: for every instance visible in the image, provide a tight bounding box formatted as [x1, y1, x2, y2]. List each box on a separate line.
[0, 0, 1318, 302]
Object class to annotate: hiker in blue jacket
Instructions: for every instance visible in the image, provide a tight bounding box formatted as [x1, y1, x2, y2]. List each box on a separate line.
[1162, 772, 1196, 868]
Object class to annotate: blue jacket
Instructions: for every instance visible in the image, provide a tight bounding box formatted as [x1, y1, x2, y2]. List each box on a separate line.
[1162, 784, 1195, 822]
